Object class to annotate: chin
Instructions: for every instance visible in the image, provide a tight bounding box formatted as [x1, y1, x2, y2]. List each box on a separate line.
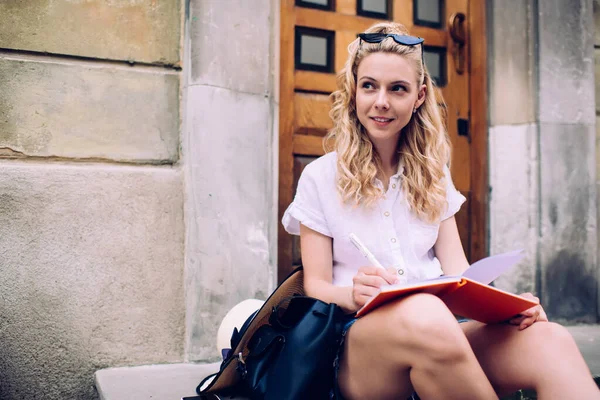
[369, 124, 402, 135]
[366, 129, 402, 143]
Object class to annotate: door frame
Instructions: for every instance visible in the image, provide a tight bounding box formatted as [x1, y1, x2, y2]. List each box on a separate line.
[277, 0, 489, 281]
[467, 0, 488, 263]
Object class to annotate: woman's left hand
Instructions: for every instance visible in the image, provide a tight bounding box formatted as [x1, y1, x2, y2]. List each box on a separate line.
[509, 293, 548, 330]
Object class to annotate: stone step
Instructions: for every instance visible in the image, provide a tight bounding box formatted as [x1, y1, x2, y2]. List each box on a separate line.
[95, 362, 224, 400]
[568, 325, 600, 376]
[501, 377, 600, 400]
[95, 324, 600, 400]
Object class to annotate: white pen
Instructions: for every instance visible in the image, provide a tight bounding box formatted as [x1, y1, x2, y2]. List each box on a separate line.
[349, 233, 386, 270]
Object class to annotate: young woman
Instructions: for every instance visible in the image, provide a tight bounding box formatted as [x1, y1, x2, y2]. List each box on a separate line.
[282, 22, 599, 400]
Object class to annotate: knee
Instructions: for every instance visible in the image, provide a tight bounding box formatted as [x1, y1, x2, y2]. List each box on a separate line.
[529, 321, 577, 349]
[388, 294, 469, 361]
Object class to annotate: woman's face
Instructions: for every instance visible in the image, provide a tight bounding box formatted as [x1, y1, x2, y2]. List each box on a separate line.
[355, 52, 426, 146]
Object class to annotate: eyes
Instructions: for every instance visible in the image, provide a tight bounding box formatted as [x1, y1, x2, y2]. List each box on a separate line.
[360, 81, 407, 93]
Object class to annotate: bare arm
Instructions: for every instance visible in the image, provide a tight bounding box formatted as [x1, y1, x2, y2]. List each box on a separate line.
[299, 224, 356, 312]
[300, 224, 396, 313]
[433, 216, 470, 276]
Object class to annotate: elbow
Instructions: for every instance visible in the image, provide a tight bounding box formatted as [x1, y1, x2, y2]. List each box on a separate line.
[303, 276, 321, 298]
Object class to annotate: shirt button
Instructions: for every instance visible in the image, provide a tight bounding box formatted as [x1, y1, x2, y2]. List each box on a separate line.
[391, 238, 397, 243]
[392, 184, 397, 189]
[397, 269, 404, 276]
[384, 211, 390, 217]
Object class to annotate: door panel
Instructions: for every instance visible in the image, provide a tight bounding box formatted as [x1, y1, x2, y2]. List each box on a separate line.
[278, 0, 487, 281]
[291, 155, 318, 265]
[294, 93, 332, 136]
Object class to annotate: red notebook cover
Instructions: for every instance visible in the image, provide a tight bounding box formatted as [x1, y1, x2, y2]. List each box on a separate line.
[356, 277, 538, 324]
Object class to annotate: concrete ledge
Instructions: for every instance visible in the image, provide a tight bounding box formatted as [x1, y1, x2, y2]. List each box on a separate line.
[95, 326, 600, 399]
[94, 363, 236, 400]
[568, 325, 600, 376]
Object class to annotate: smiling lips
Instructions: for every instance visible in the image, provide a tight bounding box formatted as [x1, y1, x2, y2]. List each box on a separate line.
[371, 116, 395, 126]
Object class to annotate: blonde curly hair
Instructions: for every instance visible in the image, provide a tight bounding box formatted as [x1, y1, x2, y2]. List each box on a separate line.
[324, 21, 451, 223]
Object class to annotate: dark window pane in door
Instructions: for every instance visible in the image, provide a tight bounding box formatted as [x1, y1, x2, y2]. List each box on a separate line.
[357, 0, 391, 19]
[423, 46, 446, 86]
[296, 0, 334, 11]
[414, 0, 444, 28]
[295, 27, 335, 73]
[301, 36, 327, 66]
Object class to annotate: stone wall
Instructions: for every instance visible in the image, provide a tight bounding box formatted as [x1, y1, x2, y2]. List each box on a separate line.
[0, 1, 185, 399]
[488, 0, 538, 295]
[182, 0, 279, 362]
[594, 0, 600, 321]
[0, 0, 280, 398]
[11, 0, 599, 397]
[489, 0, 597, 323]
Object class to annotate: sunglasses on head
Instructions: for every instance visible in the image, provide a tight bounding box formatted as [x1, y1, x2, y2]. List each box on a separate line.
[358, 32, 425, 67]
[358, 33, 424, 47]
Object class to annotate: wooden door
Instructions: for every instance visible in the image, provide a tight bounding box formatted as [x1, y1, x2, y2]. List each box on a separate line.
[278, 0, 488, 281]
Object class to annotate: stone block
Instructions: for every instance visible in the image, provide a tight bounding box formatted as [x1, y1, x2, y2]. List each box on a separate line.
[539, 0, 595, 124]
[189, 0, 274, 94]
[539, 123, 597, 322]
[489, 0, 536, 125]
[0, 0, 181, 65]
[0, 162, 185, 400]
[95, 363, 222, 400]
[184, 85, 276, 361]
[597, 116, 600, 181]
[598, 180, 600, 318]
[594, 0, 600, 45]
[0, 56, 180, 163]
[489, 124, 538, 294]
[596, 48, 600, 114]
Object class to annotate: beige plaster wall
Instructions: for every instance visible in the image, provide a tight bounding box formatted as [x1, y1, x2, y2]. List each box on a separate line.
[0, 1, 185, 398]
[0, 0, 182, 65]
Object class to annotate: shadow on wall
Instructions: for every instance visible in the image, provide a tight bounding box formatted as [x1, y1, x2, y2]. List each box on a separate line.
[544, 250, 598, 324]
[0, 190, 105, 399]
[0, 288, 104, 399]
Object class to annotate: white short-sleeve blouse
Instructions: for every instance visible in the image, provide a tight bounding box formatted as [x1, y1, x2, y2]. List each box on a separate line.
[282, 151, 466, 287]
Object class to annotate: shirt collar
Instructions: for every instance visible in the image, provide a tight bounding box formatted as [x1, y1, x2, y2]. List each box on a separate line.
[391, 161, 405, 180]
[374, 162, 404, 187]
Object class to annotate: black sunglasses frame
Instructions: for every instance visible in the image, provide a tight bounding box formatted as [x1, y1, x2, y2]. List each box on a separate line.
[358, 33, 426, 70]
[358, 33, 424, 46]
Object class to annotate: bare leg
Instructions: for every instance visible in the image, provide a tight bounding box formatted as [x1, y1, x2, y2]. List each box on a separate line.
[338, 293, 498, 400]
[462, 321, 600, 400]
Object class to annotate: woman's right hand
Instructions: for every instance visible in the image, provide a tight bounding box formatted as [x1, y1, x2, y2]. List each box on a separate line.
[350, 266, 399, 311]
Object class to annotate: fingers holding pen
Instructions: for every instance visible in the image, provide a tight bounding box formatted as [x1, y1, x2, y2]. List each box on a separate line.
[351, 266, 397, 310]
[355, 266, 398, 286]
[385, 266, 401, 284]
[352, 283, 381, 303]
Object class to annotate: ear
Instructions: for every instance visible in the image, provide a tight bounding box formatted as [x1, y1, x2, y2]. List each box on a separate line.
[414, 84, 427, 110]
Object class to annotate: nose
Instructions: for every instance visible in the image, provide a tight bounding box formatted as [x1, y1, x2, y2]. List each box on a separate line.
[374, 88, 389, 110]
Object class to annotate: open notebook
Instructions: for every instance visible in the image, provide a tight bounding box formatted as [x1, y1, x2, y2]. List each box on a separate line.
[356, 250, 538, 323]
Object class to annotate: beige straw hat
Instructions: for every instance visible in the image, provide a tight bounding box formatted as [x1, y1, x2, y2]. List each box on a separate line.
[216, 299, 265, 353]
